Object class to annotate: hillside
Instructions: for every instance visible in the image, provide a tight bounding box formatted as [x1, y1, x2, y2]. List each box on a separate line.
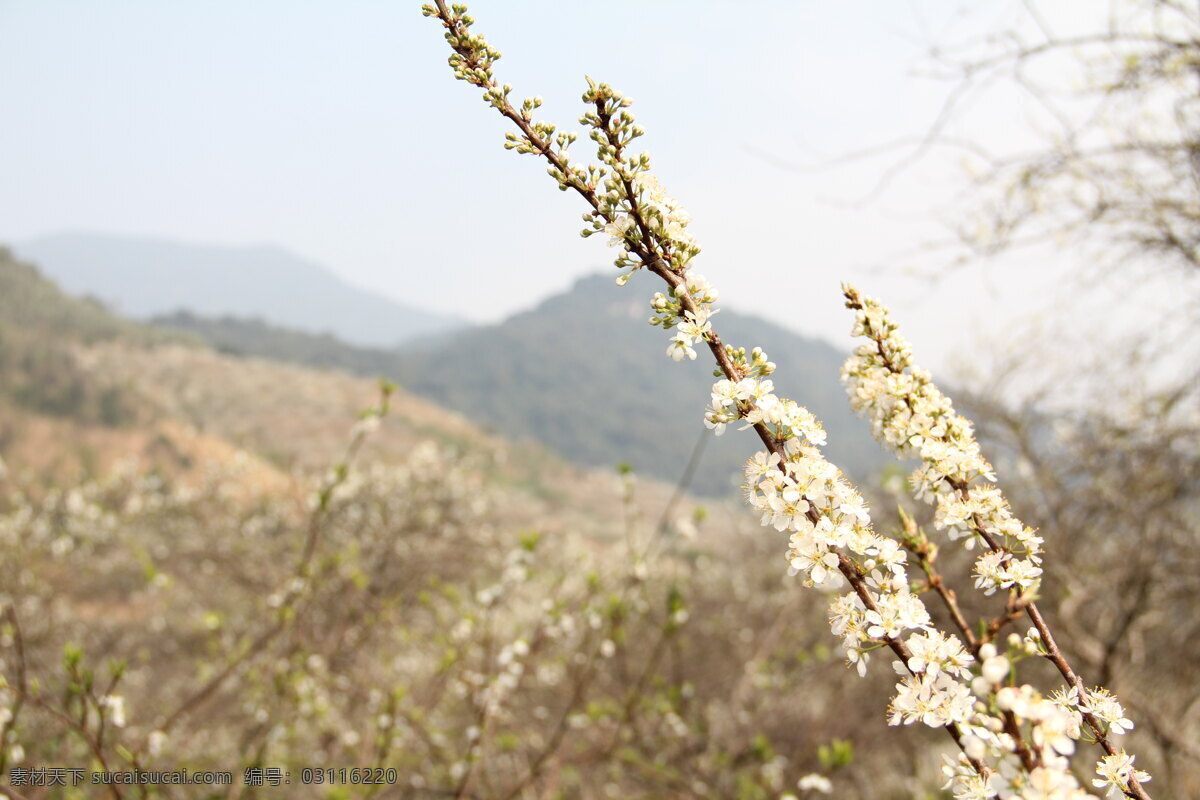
[0, 249, 714, 536]
[157, 273, 887, 496]
[0, 246, 158, 430]
[15, 232, 466, 348]
[0, 254, 909, 800]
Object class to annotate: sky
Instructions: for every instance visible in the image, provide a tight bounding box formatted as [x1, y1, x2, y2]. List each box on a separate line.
[1, 0, 1195, 387]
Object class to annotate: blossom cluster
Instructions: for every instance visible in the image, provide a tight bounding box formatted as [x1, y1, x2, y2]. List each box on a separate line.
[649, 272, 719, 362]
[840, 287, 1148, 798]
[577, 80, 702, 278]
[840, 286, 1044, 596]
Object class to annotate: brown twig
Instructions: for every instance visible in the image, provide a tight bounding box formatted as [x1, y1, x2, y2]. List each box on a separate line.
[899, 513, 980, 653]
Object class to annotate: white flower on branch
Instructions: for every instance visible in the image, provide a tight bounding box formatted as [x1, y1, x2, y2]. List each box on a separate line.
[1095, 752, 1151, 798]
[888, 671, 974, 728]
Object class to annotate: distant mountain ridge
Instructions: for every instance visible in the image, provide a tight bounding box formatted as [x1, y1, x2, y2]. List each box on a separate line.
[157, 273, 888, 496]
[14, 232, 466, 348]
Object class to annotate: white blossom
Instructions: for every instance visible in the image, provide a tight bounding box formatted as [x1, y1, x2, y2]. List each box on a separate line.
[1094, 752, 1150, 798]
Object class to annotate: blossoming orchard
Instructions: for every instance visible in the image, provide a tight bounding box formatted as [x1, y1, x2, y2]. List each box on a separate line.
[422, 2, 1159, 797]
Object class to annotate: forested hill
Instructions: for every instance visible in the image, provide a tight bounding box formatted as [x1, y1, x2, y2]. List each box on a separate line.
[392, 274, 884, 495]
[157, 273, 887, 496]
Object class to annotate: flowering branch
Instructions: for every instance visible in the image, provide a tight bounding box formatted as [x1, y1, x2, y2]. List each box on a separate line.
[424, 0, 1001, 783]
[842, 286, 1153, 799]
[422, 3, 1160, 797]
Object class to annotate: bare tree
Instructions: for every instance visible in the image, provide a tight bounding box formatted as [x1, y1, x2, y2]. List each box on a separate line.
[923, 0, 1200, 275]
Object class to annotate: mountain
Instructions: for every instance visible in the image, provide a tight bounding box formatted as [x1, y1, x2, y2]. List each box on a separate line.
[14, 232, 466, 348]
[156, 274, 888, 496]
[393, 274, 885, 495]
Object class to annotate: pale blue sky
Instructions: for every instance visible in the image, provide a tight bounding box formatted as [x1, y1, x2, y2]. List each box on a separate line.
[1, 0, 1190, 380]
